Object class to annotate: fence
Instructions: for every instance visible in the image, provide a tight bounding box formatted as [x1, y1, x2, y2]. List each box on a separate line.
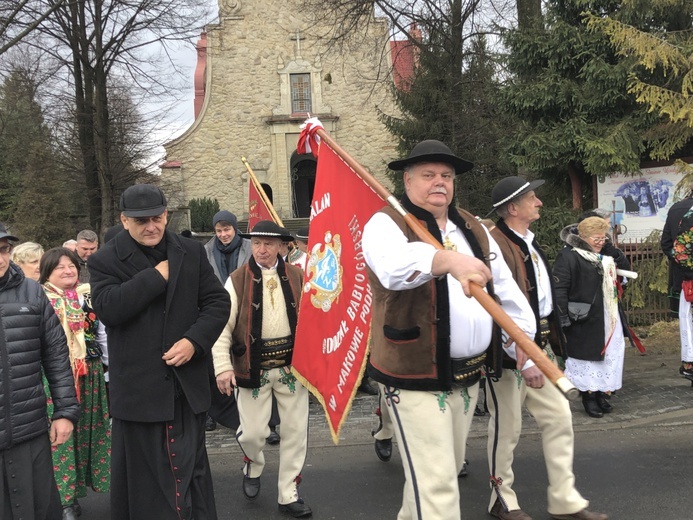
[619, 238, 672, 326]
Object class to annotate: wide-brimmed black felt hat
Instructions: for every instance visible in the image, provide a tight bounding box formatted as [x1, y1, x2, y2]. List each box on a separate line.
[241, 220, 294, 242]
[388, 140, 474, 174]
[487, 176, 545, 216]
[294, 226, 309, 241]
[120, 184, 167, 217]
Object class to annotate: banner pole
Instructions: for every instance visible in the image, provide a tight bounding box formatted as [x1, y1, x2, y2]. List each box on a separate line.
[313, 127, 579, 400]
[241, 156, 284, 226]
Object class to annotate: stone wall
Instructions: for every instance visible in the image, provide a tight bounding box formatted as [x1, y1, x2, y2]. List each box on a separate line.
[162, 0, 398, 220]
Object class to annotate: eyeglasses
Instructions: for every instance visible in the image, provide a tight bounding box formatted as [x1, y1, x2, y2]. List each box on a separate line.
[0, 244, 13, 255]
[589, 236, 607, 244]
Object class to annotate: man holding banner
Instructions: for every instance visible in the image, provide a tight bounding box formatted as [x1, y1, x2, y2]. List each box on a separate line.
[211, 221, 311, 519]
[362, 140, 536, 520]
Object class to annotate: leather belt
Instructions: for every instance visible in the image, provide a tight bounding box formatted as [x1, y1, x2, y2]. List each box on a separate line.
[539, 318, 550, 347]
[450, 353, 486, 387]
[260, 335, 293, 370]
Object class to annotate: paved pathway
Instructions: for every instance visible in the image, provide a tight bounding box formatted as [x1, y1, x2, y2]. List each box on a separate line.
[206, 347, 693, 454]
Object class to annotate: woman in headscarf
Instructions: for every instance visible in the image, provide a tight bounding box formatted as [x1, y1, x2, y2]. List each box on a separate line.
[40, 247, 110, 519]
[553, 217, 630, 418]
[10, 241, 44, 282]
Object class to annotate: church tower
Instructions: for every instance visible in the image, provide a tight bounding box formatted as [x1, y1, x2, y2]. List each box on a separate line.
[162, 0, 399, 223]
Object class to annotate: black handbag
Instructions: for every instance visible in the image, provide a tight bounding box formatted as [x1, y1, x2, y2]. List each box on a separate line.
[567, 301, 591, 322]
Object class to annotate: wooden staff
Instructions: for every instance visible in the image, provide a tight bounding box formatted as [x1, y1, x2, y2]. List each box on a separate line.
[241, 156, 283, 226]
[312, 126, 579, 400]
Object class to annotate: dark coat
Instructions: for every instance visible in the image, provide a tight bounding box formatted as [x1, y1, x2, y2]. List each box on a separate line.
[88, 229, 231, 422]
[553, 225, 630, 361]
[661, 198, 693, 298]
[0, 263, 79, 449]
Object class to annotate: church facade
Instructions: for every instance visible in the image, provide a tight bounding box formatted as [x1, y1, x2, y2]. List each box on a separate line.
[161, 0, 404, 223]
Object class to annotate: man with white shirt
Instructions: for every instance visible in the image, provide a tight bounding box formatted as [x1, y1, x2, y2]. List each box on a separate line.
[362, 141, 536, 520]
[212, 221, 311, 518]
[484, 176, 608, 520]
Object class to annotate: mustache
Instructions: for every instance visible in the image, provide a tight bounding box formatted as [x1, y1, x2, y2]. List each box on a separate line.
[429, 187, 448, 195]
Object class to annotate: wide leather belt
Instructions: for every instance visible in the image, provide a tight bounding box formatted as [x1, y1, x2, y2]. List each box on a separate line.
[539, 318, 550, 347]
[450, 353, 486, 387]
[260, 336, 293, 370]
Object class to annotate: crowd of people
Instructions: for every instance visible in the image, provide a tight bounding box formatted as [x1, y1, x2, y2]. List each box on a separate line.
[1, 136, 685, 520]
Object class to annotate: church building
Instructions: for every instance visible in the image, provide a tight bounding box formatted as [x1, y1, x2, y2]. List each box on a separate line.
[161, 1, 414, 225]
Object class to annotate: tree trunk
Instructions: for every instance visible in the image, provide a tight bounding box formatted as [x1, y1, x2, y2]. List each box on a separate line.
[517, 0, 542, 31]
[567, 162, 582, 210]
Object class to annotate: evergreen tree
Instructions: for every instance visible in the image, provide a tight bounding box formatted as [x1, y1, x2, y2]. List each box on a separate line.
[585, 0, 693, 160]
[0, 66, 73, 246]
[381, 31, 516, 215]
[500, 0, 675, 209]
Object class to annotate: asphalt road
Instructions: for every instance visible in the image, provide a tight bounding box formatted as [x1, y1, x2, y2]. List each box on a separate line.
[78, 424, 692, 519]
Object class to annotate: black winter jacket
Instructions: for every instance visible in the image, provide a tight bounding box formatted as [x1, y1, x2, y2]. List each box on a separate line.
[0, 263, 79, 450]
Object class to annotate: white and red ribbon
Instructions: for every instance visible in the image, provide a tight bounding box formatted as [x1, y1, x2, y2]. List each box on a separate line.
[297, 116, 323, 157]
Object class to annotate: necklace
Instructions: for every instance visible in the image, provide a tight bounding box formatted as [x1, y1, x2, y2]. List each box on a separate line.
[266, 278, 278, 307]
[530, 251, 541, 284]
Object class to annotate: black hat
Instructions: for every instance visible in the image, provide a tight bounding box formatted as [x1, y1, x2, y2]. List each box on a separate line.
[388, 140, 474, 174]
[240, 221, 294, 242]
[294, 226, 309, 241]
[212, 210, 238, 229]
[488, 176, 545, 216]
[120, 184, 167, 217]
[0, 224, 18, 242]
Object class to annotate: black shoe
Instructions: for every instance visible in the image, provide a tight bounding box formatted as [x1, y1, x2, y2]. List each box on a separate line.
[474, 405, 485, 416]
[62, 506, 78, 520]
[267, 428, 281, 445]
[279, 499, 312, 518]
[680, 363, 693, 381]
[242, 475, 261, 500]
[582, 393, 603, 418]
[72, 499, 82, 517]
[595, 392, 613, 413]
[458, 460, 469, 478]
[205, 415, 217, 432]
[374, 438, 392, 462]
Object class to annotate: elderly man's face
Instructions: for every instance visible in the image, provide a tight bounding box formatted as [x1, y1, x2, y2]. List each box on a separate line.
[510, 191, 543, 224]
[251, 237, 281, 269]
[121, 211, 168, 247]
[404, 162, 454, 215]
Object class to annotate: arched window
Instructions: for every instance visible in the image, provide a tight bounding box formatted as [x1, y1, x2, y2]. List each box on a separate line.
[290, 151, 316, 218]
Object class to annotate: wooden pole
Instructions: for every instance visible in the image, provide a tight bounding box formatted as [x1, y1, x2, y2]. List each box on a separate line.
[313, 127, 579, 400]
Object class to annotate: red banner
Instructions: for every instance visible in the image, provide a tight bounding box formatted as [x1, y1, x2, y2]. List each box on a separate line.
[247, 180, 274, 231]
[291, 133, 384, 444]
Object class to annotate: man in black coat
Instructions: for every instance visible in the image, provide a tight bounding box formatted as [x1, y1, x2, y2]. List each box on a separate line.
[661, 191, 693, 316]
[88, 185, 231, 520]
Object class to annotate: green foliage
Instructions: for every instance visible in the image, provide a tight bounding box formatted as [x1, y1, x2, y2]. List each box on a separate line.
[0, 67, 74, 246]
[380, 28, 518, 216]
[621, 231, 670, 311]
[585, 0, 693, 159]
[189, 197, 220, 232]
[500, 0, 683, 184]
[533, 204, 581, 262]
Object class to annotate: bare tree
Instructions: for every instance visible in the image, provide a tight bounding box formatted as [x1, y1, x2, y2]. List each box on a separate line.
[0, 0, 67, 55]
[21, 0, 213, 232]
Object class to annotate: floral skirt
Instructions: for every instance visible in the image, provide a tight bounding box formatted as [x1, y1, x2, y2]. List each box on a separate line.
[45, 358, 111, 506]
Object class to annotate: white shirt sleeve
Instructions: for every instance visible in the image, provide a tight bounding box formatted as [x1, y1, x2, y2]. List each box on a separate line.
[362, 212, 439, 290]
[487, 230, 537, 370]
[211, 277, 240, 376]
